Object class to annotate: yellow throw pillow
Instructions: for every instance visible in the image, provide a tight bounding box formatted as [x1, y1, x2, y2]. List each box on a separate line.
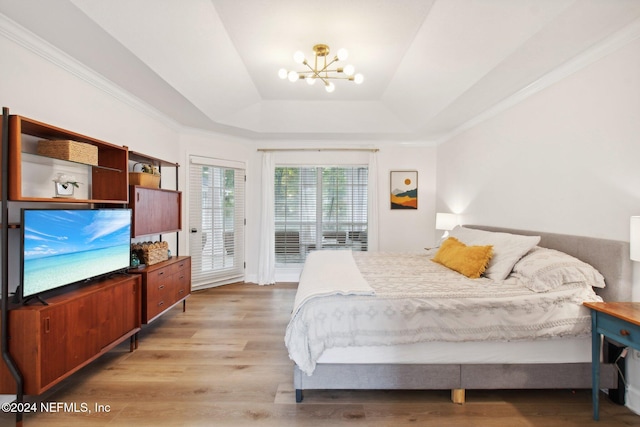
[432, 237, 493, 279]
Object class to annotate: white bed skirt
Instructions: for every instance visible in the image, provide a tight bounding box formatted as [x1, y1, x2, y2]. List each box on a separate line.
[316, 337, 592, 365]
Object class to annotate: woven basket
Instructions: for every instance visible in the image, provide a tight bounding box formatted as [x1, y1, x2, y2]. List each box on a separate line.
[129, 172, 161, 188]
[37, 140, 98, 166]
[132, 241, 169, 266]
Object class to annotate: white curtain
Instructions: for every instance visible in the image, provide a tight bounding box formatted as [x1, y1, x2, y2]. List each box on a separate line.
[367, 151, 379, 251]
[257, 152, 276, 285]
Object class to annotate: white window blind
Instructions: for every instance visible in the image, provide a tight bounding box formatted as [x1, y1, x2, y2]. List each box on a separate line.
[189, 158, 245, 287]
[274, 166, 368, 265]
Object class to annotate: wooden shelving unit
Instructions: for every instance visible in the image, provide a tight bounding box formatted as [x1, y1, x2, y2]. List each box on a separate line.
[7, 115, 129, 204]
[0, 112, 189, 427]
[127, 150, 182, 245]
[127, 151, 189, 323]
[0, 110, 133, 427]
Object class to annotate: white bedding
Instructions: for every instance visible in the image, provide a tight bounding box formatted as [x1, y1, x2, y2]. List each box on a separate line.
[291, 250, 374, 315]
[285, 250, 603, 376]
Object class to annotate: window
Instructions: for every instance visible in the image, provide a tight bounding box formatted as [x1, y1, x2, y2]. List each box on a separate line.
[274, 166, 368, 265]
[189, 157, 245, 287]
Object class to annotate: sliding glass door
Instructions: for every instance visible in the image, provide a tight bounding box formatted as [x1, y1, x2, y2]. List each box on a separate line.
[274, 166, 368, 265]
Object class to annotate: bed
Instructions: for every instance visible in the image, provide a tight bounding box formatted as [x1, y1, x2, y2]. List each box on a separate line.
[285, 226, 631, 403]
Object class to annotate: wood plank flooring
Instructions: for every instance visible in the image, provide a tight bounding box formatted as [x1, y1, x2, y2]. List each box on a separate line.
[2, 282, 640, 426]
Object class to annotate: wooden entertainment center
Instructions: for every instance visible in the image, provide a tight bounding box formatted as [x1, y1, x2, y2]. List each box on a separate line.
[0, 111, 189, 402]
[0, 275, 141, 394]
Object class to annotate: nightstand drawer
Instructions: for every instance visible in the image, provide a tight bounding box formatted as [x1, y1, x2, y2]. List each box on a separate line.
[597, 312, 640, 347]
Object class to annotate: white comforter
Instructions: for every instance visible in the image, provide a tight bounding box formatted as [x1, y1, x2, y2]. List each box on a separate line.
[285, 250, 603, 375]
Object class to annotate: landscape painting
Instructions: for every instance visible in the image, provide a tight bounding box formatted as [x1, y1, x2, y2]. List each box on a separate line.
[390, 170, 418, 209]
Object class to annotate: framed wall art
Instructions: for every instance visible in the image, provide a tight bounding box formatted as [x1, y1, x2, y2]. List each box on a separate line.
[390, 170, 417, 210]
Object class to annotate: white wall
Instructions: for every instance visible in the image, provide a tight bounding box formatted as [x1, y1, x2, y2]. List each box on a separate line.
[436, 38, 640, 242]
[436, 36, 640, 412]
[0, 37, 180, 157]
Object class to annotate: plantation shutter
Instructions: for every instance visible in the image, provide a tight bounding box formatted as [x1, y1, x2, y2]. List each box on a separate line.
[189, 156, 245, 288]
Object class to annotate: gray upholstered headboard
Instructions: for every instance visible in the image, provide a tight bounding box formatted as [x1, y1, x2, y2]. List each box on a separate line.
[467, 225, 632, 302]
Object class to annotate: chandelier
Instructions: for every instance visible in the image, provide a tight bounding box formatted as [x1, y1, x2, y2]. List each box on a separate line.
[278, 44, 364, 93]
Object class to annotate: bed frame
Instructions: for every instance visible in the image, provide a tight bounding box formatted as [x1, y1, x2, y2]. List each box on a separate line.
[293, 226, 631, 403]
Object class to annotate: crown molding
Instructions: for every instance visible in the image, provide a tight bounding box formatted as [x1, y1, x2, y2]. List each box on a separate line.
[436, 16, 640, 146]
[0, 12, 183, 132]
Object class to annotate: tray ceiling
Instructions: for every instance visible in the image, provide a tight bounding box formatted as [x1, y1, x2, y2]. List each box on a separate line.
[1, 0, 639, 141]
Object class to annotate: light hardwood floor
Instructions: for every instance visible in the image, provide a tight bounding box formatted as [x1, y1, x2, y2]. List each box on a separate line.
[2, 282, 640, 426]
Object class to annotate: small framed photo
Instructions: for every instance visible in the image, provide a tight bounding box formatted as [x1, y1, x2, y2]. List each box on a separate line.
[390, 170, 417, 210]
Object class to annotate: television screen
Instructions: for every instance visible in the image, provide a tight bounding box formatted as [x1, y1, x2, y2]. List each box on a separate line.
[21, 209, 132, 300]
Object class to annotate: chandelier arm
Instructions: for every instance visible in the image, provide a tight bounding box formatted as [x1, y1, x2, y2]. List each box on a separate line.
[302, 61, 329, 82]
[298, 70, 345, 75]
[317, 57, 339, 74]
[299, 66, 325, 83]
[302, 61, 316, 74]
[298, 73, 352, 80]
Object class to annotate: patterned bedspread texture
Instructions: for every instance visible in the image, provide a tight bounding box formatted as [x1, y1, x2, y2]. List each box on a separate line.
[285, 250, 603, 375]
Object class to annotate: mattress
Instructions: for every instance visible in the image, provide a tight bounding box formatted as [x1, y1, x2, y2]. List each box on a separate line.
[316, 337, 592, 365]
[285, 250, 603, 375]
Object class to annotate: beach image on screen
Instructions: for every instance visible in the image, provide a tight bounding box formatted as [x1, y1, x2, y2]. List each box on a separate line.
[23, 209, 131, 297]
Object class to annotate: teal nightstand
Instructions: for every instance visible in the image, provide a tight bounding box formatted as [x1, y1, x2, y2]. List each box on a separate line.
[584, 301, 640, 421]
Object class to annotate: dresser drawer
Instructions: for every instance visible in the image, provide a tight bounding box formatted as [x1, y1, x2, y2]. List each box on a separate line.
[173, 269, 190, 301]
[151, 266, 171, 282]
[597, 312, 640, 347]
[169, 258, 190, 275]
[146, 277, 171, 300]
[146, 295, 169, 320]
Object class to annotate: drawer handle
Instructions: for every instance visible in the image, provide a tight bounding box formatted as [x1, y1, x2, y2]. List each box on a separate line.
[178, 289, 184, 295]
[179, 263, 185, 268]
[620, 329, 631, 336]
[158, 300, 164, 307]
[158, 284, 165, 290]
[158, 271, 165, 276]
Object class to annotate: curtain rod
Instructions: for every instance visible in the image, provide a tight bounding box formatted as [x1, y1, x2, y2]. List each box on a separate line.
[257, 148, 379, 152]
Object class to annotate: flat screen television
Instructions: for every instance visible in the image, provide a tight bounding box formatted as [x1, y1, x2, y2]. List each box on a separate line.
[20, 208, 132, 304]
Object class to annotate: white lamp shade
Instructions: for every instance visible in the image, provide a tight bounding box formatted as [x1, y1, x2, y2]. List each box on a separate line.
[631, 216, 640, 261]
[436, 213, 459, 231]
[287, 71, 299, 82]
[343, 64, 355, 76]
[293, 51, 305, 64]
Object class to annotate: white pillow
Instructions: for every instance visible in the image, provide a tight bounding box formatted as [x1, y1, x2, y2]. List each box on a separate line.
[512, 246, 606, 292]
[448, 226, 540, 281]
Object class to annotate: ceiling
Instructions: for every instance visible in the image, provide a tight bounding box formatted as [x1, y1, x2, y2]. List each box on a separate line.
[1, 0, 640, 142]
